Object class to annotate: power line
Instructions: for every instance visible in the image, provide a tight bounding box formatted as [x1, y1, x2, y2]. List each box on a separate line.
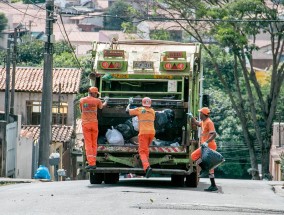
[0, 1, 46, 20]
[59, 12, 284, 23]
[58, 13, 82, 69]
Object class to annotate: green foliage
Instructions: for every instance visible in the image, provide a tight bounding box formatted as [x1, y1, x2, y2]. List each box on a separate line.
[0, 13, 8, 33]
[203, 46, 238, 89]
[17, 39, 44, 66]
[16, 38, 76, 67]
[121, 22, 136, 33]
[53, 52, 78, 68]
[105, 0, 134, 30]
[150, 29, 170, 40]
[54, 41, 74, 55]
[202, 47, 256, 178]
[206, 87, 251, 178]
[0, 50, 6, 66]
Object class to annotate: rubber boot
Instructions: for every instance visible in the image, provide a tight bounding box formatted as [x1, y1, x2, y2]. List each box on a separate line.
[198, 162, 206, 171]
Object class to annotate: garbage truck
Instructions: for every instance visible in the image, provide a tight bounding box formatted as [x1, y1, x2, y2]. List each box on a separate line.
[85, 39, 204, 187]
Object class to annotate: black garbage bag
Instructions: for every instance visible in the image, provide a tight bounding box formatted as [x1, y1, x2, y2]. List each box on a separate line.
[98, 136, 107, 145]
[201, 145, 225, 171]
[155, 109, 175, 134]
[115, 123, 133, 140]
[115, 119, 139, 140]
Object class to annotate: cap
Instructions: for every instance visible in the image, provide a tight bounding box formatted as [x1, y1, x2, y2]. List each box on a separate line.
[198, 107, 210, 115]
[88, 87, 100, 94]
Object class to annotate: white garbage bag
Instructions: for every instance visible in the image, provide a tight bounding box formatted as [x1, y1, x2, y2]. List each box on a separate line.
[106, 126, 124, 145]
[132, 116, 139, 131]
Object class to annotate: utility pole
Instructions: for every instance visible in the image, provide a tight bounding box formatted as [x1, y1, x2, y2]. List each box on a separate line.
[4, 38, 11, 122]
[38, 0, 55, 167]
[10, 28, 18, 115]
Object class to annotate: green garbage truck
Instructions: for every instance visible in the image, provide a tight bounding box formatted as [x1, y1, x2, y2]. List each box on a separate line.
[85, 39, 203, 187]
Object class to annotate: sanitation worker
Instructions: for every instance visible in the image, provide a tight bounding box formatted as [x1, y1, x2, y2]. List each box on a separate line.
[80, 87, 109, 170]
[126, 97, 155, 178]
[187, 107, 218, 191]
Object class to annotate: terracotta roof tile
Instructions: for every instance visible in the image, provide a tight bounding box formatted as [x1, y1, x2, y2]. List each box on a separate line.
[21, 125, 73, 142]
[0, 67, 81, 93]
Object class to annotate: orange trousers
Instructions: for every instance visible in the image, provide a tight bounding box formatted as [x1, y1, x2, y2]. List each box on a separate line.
[138, 134, 155, 171]
[82, 122, 99, 166]
[191, 142, 217, 174]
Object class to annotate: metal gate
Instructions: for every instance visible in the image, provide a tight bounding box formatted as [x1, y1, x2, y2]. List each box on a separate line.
[6, 122, 17, 177]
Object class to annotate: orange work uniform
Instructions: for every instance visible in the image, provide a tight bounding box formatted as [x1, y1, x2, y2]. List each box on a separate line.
[80, 96, 103, 166]
[129, 107, 155, 171]
[191, 117, 217, 173]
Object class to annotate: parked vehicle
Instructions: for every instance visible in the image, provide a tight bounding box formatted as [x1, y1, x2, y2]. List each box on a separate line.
[86, 39, 203, 187]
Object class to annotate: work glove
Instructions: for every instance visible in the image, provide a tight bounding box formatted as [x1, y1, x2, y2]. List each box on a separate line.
[201, 142, 208, 147]
[128, 97, 134, 104]
[104, 96, 109, 102]
[186, 112, 193, 118]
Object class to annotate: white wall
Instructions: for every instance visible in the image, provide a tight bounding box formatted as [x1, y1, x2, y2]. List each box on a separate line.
[0, 92, 76, 126]
[16, 136, 34, 179]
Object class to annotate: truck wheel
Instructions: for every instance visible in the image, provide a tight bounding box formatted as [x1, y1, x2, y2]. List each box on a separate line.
[185, 172, 198, 187]
[89, 173, 104, 184]
[171, 175, 184, 187]
[104, 173, 119, 184]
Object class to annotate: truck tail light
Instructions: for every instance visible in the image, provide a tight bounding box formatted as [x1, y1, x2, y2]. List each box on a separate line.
[162, 62, 186, 71]
[99, 61, 123, 70]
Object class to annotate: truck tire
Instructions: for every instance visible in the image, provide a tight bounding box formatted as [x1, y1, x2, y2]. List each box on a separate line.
[171, 175, 185, 187]
[89, 173, 104, 184]
[185, 172, 198, 187]
[104, 173, 119, 184]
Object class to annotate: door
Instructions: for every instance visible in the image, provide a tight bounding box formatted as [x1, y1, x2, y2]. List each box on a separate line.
[6, 122, 17, 177]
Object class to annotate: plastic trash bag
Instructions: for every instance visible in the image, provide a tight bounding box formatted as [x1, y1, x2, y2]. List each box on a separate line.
[98, 136, 107, 145]
[201, 145, 225, 171]
[116, 119, 139, 140]
[34, 165, 51, 180]
[115, 123, 133, 140]
[106, 126, 124, 145]
[132, 116, 139, 131]
[152, 139, 180, 146]
[154, 109, 175, 134]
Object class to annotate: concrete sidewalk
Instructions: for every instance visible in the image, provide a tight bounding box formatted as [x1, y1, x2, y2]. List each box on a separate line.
[0, 177, 36, 184]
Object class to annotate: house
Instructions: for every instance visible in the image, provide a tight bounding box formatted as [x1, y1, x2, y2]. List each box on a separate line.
[251, 32, 284, 70]
[0, 66, 81, 179]
[0, 67, 82, 126]
[137, 21, 184, 42]
[20, 125, 75, 180]
[270, 122, 284, 181]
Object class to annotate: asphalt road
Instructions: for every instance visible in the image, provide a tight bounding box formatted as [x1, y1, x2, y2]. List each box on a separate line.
[0, 177, 283, 215]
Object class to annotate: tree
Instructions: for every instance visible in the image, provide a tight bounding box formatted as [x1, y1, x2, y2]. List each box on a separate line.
[17, 39, 44, 66]
[156, 0, 284, 179]
[0, 12, 8, 33]
[105, 0, 134, 30]
[203, 48, 252, 179]
[150, 29, 170, 40]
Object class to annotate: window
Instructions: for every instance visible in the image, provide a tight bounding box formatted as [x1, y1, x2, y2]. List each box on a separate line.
[26, 101, 68, 125]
